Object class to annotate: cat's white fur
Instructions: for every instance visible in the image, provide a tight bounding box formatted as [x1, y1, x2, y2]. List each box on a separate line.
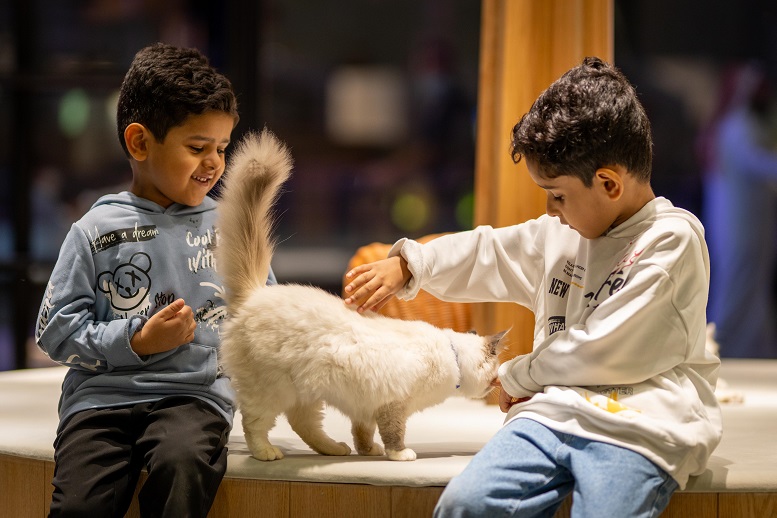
[216, 129, 506, 462]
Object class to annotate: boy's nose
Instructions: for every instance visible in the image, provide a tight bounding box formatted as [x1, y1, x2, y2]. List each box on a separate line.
[545, 197, 560, 217]
[202, 154, 219, 170]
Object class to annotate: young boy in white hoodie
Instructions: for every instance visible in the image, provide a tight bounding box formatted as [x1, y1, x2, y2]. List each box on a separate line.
[344, 57, 722, 517]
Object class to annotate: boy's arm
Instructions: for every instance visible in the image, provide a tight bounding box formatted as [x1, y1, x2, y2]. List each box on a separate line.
[499, 226, 711, 399]
[36, 226, 155, 371]
[345, 223, 544, 311]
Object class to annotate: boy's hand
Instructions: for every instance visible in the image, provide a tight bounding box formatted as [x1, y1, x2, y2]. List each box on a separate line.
[130, 299, 196, 356]
[343, 256, 411, 313]
[497, 379, 530, 413]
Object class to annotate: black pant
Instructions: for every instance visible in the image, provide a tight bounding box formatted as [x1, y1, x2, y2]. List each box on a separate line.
[49, 396, 230, 518]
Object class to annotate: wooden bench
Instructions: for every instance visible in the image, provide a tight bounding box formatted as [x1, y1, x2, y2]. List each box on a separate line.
[2, 360, 776, 517]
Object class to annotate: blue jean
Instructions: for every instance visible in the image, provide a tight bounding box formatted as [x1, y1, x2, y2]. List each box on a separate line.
[434, 418, 678, 518]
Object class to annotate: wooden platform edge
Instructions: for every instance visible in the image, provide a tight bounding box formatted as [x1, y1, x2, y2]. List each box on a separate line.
[4, 453, 777, 517]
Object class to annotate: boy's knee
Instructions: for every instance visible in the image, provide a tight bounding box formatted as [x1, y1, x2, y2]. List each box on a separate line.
[152, 444, 212, 477]
[434, 476, 484, 517]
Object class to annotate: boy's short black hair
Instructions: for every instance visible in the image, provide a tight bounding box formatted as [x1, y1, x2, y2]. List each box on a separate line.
[116, 42, 239, 157]
[510, 57, 652, 186]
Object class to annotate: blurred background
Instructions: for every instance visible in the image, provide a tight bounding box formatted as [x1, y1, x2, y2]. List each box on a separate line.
[2, 0, 777, 370]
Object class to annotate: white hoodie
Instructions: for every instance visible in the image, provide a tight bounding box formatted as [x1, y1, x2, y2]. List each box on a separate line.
[390, 197, 722, 489]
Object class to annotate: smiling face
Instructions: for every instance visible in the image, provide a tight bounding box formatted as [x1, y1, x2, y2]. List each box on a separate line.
[526, 159, 622, 239]
[127, 111, 236, 208]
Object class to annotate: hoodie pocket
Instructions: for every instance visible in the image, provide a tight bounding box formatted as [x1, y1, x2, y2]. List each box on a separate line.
[133, 342, 218, 387]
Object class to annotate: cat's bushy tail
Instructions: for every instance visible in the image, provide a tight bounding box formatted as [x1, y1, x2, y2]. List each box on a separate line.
[216, 128, 292, 309]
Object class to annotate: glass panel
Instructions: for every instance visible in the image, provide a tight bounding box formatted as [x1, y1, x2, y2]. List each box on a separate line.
[1, 0, 223, 369]
[260, 1, 482, 290]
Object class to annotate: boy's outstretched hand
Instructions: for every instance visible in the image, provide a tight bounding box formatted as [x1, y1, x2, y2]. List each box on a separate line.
[130, 299, 196, 356]
[343, 256, 411, 313]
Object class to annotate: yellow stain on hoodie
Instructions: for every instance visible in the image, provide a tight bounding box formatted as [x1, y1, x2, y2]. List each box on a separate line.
[584, 390, 640, 414]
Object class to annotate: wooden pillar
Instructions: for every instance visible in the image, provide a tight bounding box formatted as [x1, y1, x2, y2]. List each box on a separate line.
[472, 0, 613, 358]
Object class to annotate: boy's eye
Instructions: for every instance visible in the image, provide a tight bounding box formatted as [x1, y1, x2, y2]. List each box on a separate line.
[217, 148, 226, 156]
[190, 146, 203, 153]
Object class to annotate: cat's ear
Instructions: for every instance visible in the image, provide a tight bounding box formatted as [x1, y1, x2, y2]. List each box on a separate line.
[485, 329, 510, 356]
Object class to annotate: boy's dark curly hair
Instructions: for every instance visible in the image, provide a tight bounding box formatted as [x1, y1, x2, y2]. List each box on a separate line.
[510, 57, 652, 186]
[116, 42, 239, 158]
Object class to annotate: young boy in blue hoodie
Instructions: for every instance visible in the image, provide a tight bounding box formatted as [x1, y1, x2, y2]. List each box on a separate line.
[35, 42, 269, 517]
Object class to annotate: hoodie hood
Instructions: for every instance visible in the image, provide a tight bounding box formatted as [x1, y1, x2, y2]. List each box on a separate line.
[90, 191, 218, 216]
[605, 196, 709, 281]
[606, 197, 705, 241]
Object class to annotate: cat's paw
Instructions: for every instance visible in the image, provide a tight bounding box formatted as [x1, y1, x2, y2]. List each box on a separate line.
[315, 441, 352, 456]
[330, 441, 352, 456]
[253, 445, 284, 461]
[357, 443, 385, 456]
[386, 448, 417, 461]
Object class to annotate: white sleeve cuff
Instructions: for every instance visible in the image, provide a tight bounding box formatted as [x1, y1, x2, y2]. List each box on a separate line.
[498, 354, 543, 398]
[388, 238, 425, 301]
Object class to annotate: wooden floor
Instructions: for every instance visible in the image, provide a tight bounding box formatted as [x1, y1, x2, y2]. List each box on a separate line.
[3, 454, 777, 518]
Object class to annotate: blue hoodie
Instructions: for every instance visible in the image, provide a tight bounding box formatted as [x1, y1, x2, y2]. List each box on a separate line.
[36, 192, 273, 427]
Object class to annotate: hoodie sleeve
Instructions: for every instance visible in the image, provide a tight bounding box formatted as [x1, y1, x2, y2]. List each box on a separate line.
[35, 224, 146, 372]
[499, 224, 707, 398]
[388, 222, 547, 306]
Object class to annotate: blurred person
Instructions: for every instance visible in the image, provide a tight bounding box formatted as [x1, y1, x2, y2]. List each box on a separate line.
[700, 62, 777, 358]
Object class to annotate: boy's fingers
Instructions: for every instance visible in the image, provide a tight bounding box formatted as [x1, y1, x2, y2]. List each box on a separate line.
[344, 289, 363, 306]
[344, 282, 373, 305]
[373, 297, 391, 311]
[344, 270, 372, 293]
[158, 298, 186, 319]
[177, 304, 193, 319]
[175, 310, 196, 344]
[345, 264, 369, 279]
[358, 291, 386, 313]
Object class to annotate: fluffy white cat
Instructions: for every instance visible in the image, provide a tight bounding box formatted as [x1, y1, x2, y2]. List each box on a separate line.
[216, 130, 506, 461]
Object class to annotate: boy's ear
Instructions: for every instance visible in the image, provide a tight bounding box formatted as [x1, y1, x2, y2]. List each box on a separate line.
[595, 167, 624, 201]
[124, 123, 150, 161]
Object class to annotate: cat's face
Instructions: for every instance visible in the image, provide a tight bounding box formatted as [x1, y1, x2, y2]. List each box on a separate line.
[447, 329, 508, 399]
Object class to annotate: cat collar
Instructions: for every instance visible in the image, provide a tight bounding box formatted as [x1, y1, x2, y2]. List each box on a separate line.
[450, 341, 461, 389]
